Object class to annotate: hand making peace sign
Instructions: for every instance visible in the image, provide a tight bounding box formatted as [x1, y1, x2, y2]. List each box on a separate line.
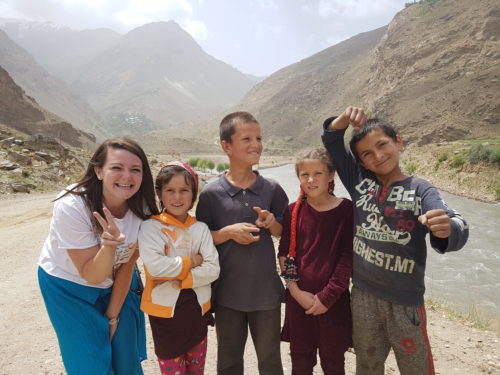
[93, 207, 126, 248]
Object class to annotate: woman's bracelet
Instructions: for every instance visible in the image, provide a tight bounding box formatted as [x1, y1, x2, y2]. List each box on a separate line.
[108, 316, 120, 325]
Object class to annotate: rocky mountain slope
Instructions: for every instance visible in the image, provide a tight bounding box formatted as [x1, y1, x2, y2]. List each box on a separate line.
[0, 30, 108, 140]
[0, 20, 256, 137]
[0, 65, 95, 147]
[174, 0, 498, 149]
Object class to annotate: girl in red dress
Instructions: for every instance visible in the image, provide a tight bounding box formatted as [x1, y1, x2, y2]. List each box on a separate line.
[279, 148, 354, 375]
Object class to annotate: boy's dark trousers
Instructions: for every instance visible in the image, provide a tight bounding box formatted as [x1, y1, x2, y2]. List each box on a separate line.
[351, 286, 435, 375]
[215, 305, 284, 375]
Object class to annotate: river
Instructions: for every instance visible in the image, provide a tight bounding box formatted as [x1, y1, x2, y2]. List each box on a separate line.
[259, 164, 500, 329]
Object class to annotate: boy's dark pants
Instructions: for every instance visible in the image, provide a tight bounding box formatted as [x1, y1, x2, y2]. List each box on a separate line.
[215, 305, 284, 375]
[351, 286, 435, 375]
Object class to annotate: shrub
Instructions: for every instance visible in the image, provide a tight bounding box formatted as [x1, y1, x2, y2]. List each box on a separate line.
[468, 144, 500, 165]
[206, 160, 215, 170]
[450, 154, 465, 168]
[216, 163, 225, 172]
[405, 162, 417, 174]
[489, 149, 500, 165]
[468, 145, 490, 164]
[437, 152, 448, 162]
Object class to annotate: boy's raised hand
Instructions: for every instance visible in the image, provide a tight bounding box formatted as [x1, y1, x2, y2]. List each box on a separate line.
[418, 209, 451, 238]
[328, 106, 367, 132]
[345, 106, 368, 132]
[253, 207, 276, 229]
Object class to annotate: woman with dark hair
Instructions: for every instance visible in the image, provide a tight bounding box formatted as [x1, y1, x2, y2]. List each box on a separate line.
[38, 137, 159, 375]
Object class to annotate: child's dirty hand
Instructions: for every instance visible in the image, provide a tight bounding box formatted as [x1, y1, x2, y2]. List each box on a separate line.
[344, 106, 367, 132]
[305, 295, 328, 316]
[419, 209, 451, 238]
[327, 106, 367, 131]
[253, 207, 276, 229]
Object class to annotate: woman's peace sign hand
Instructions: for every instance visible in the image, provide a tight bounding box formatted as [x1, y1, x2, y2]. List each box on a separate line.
[93, 207, 126, 248]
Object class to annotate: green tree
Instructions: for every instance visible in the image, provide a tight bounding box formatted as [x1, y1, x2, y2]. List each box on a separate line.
[216, 163, 225, 172]
[198, 159, 208, 171]
[188, 158, 200, 168]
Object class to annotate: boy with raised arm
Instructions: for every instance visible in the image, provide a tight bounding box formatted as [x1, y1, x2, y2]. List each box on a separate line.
[322, 107, 469, 375]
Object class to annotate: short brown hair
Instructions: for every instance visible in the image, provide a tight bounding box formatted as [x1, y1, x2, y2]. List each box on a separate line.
[219, 111, 259, 143]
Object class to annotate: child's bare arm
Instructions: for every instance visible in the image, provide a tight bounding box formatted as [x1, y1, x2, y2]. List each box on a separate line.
[278, 256, 286, 273]
[211, 223, 260, 245]
[288, 282, 315, 310]
[327, 106, 367, 132]
[419, 209, 451, 238]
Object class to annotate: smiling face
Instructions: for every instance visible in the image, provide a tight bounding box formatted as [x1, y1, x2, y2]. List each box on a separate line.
[159, 174, 194, 222]
[355, 128, 404, 183]
[222, 122, 262, 167]
[297, 158, 334, 200]
[94, 147, 143, 208]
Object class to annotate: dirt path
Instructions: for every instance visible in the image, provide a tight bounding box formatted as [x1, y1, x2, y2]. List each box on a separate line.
[0, 192, 498, 374]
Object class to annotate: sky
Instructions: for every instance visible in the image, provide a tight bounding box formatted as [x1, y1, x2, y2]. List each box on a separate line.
[0, 0, 411, 76]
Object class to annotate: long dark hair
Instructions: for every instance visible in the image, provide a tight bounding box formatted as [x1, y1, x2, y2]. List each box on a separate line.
[58, 137, 159, 233]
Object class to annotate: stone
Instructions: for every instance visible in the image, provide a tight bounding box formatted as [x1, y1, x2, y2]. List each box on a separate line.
[0, 160, 21, 170]
[10, 182, 30, 193]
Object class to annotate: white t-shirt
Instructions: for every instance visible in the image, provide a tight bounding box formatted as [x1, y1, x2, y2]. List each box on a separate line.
[38, 186, 143, 288]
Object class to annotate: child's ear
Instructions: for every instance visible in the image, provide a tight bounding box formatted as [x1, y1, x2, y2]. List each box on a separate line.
[396, 135, 404, 151]
[221, 140, 232, 155]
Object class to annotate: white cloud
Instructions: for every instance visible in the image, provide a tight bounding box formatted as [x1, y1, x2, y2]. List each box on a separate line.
[257, 0, 277, 10]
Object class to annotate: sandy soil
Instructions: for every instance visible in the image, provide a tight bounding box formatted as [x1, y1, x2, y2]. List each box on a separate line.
[0, 191, 499, 375]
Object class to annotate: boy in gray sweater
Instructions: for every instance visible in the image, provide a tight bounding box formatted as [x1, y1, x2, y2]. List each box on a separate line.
[322, 107, 469, 375]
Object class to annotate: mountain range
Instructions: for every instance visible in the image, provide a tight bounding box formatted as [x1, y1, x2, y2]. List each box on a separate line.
[147, 0, 498, 152]
[0, 19, 256, 135]
[0, 0, 498, 151]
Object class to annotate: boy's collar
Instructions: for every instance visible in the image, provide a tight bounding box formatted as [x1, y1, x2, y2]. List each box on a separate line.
[152, 211, 197, 228]
[220, 171, 263, 197]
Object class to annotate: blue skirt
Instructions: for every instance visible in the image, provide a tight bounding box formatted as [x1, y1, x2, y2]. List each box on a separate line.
[38, 267, 146, 375]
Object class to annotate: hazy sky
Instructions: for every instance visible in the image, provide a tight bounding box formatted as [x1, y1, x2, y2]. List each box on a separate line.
[0, 0, 410, 76]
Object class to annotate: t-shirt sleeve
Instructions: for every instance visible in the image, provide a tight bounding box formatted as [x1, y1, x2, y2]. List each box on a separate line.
[52, 195, 98, 250]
